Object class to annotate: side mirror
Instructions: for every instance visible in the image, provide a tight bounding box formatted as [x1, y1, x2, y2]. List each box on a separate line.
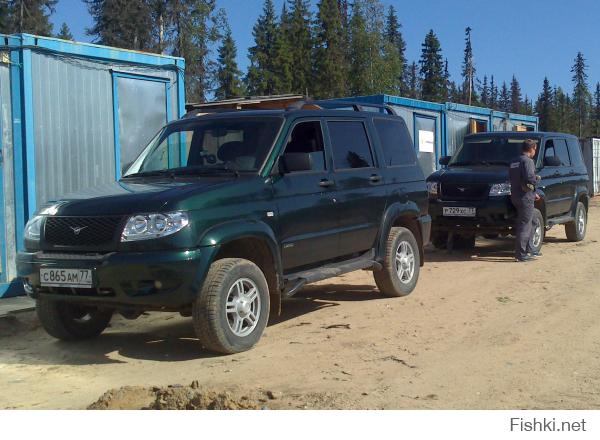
[544, 156, 561, 167]
[439, 156, 451, 166]
[279, 153, 313, 173]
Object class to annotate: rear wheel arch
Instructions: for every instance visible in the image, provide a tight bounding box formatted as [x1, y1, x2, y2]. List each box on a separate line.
[377, 204, 424, 267]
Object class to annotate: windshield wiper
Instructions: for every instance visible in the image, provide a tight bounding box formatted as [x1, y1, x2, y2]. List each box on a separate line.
[448, 161, 476, 167]
[171, 165, 240, 178]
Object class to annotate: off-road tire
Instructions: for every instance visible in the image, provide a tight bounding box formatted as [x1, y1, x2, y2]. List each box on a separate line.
[36, 298, 113, 341]
[530, 208, 545, 253]
[192, 258, 270, 354]
[565, 201, 586, 242]
[374, 227, 420, 297]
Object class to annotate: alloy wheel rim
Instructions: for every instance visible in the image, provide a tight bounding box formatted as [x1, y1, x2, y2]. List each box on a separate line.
[578, 209, 586, 235]
[395, 240, 416, 284]
[532, 222, 542, 248]
[226, 278, 261, 337]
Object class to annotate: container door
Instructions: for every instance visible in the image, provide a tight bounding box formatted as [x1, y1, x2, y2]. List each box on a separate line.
[414, 114, 437, 176]
[113, 73, 170, 177]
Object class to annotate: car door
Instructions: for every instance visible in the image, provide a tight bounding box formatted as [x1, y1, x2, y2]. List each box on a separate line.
[539, 137, 573, 217]
[271, 118, 339, 271]
[325, 118, 387, 257]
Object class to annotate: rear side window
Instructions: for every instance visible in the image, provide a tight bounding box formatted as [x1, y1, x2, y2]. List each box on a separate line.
[327, 121, 374, 169]
[567, 137, 583, 166]
[553, 139, 571, 166]
[373, 118, 415, 166]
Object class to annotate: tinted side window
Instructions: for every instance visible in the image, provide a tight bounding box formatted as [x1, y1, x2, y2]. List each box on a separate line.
[373, 118, 415, 166]
[283, 121, 325, 171]
[328, 121, 374, 169]
[567, 137, 583, 166]
[554, 139, 571, 166]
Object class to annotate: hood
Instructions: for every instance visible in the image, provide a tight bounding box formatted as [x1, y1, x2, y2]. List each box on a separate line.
[428, 165, 509, 184]
[44, 176, 238, 216]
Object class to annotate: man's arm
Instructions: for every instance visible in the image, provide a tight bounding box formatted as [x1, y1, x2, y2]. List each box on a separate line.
[523, 158, 537, 188]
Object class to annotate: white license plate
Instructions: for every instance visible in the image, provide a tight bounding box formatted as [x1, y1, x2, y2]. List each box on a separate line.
[443, 207, 476, 217]
[40, 268, 93, 288]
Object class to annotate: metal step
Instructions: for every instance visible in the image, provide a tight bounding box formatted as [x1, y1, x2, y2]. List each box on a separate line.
[282, 251, 381, 298]
[547, 214, 575, 228]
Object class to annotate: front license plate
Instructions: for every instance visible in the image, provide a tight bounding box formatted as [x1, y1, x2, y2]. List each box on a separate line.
[443, 207, 476, 217]
[40, 268, 93, 288]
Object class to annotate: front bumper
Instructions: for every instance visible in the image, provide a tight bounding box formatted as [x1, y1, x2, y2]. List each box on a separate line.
[17, 247, 215, 309]
[418, 214, 432, 247]
[429, 196, 517, 234]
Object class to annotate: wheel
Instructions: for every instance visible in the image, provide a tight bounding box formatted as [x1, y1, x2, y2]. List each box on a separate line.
[565, 202, 586, 242]
[192, 258, 270, 354]
[530, 208, 545, 253]
[374, 227, 420, 297]
[36, 298, 113, 341]
[432, 231, 448, 249]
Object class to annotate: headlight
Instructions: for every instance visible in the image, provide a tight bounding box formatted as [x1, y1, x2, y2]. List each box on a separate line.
[24, 215, 44, 241]
[121, 211, 189, 242]
[489, 182, 511, 196]
[427, 181, 439, 198]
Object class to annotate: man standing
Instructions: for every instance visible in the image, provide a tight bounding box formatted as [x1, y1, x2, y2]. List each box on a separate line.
[509, 139, 541, 262]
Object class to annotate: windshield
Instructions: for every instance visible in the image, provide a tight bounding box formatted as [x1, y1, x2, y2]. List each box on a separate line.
[122, 117, 283, 177]
[449, 137, 541, 167]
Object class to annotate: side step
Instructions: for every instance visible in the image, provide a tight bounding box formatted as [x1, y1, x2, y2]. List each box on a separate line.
[547, 214, 575, 228]
[282, 252, 382, 298]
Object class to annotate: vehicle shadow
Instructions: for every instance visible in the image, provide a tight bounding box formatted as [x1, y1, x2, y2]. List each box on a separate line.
[424, 238, 517, 263]
[2, 284, 382, 366]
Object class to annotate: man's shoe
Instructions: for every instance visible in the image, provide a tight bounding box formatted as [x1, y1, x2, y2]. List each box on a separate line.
[529, 251, 542, 257]
[516, 255, 534, 262]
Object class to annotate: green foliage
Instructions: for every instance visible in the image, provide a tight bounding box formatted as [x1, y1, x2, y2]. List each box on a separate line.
[313, 0, 347, 98]
[571, 51, 591, 137]
[56, 22, 73, 40]
[384, 5, 406, 94]
[5, 0, 57, 36]
[419, 29, 445, 102]
[535, 77, 554, 131]
[85, 0, 153, 50]
[592, 83, 600, 136]
[246, 0, 279, 96]
[405, 61, 420, 99]
[498, 82, 510, 112]
[215, 14, 244, 100]
[461, 27, 475, 105]
[286, 0, 313, 94]
[510, 75, 522, 113]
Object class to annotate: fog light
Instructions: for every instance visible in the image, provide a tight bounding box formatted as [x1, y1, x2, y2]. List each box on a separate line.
[154, 280, 163, 289]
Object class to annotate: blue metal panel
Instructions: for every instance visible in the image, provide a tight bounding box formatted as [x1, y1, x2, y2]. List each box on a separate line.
[444, 102, 492, 117]
[0, 60, 5, 284]
[9, 48, 25, 251]
[383, 94, 445, 112]
[21, 48, 36, 217]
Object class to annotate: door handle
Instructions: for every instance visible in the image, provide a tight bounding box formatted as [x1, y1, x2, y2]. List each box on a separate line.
[369, 174, 382, 183]
[319, 178, 335, 188]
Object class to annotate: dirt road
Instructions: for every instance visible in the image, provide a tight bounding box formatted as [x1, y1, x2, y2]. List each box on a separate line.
[2, 201, 600, 409]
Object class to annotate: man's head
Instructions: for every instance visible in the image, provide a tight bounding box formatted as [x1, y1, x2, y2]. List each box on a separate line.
[522, 139, 537, 158]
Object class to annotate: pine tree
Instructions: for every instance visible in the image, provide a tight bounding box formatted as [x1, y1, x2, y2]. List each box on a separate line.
[592, 82, 600, 136]
[535, 77, 554, 131]
[419, 29, 445, 102]
[169, 0, 218, 102]
[489, 75, 498, 109]
[286, 0, 313, 95]
[461, 26, 475, 105]
[313, 0, 347, 98]
[56, 22, 73, 40]
[554, 87, 573, 133]
[480, 75, 489, 107]
[149, 0, 169, 54]
[0, 1, 10, 33]
[499, 81, 510, 112]
[85, 0, 153, 50]
[246, 0, 279, 96]
[7, 0, 57, 36]
[271, 2, 293, 94]
[405, 61, 419, 99]
[215, 15, 243, 100]
[347, 0, 371, 95]
[571, 51, 591, 137]
[384, 5, 406, 94]
[510, 75, 522, 113]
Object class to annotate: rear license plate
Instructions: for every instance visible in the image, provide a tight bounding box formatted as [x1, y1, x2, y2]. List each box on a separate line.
[443, 207, 476, 217]
[40, 268, 93, 288]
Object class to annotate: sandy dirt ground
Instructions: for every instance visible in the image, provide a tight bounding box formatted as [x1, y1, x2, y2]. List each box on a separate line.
[2, 200, 600, 409]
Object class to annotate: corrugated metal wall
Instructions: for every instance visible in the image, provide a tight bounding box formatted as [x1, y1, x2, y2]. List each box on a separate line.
[446, 111, 470, 156]
[1, 54, 16, 281]
[31, 51, 178, 207]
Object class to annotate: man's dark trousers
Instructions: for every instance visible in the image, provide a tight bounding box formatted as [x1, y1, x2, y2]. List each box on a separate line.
[512, 196, 535, 259]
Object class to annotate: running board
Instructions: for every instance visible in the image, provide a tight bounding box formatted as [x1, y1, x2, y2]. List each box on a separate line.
[547, 214, 575, 228]
[282, 251, 382, 298]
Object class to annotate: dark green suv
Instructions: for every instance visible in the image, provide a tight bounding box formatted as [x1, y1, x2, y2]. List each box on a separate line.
[17, 106, 430, 353]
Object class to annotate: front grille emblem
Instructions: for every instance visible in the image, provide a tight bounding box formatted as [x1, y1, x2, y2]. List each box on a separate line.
[70, 226, 88, 235]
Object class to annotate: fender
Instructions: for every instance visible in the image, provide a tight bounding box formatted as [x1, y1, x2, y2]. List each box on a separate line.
[375, 201, 422, 261]
[571, 185, 589, 214]
[197, 219, 283, 288]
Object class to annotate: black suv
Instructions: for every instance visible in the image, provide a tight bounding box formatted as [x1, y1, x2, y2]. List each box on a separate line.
[18, 105, 430, 353]
[427, 132, 589, 251]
